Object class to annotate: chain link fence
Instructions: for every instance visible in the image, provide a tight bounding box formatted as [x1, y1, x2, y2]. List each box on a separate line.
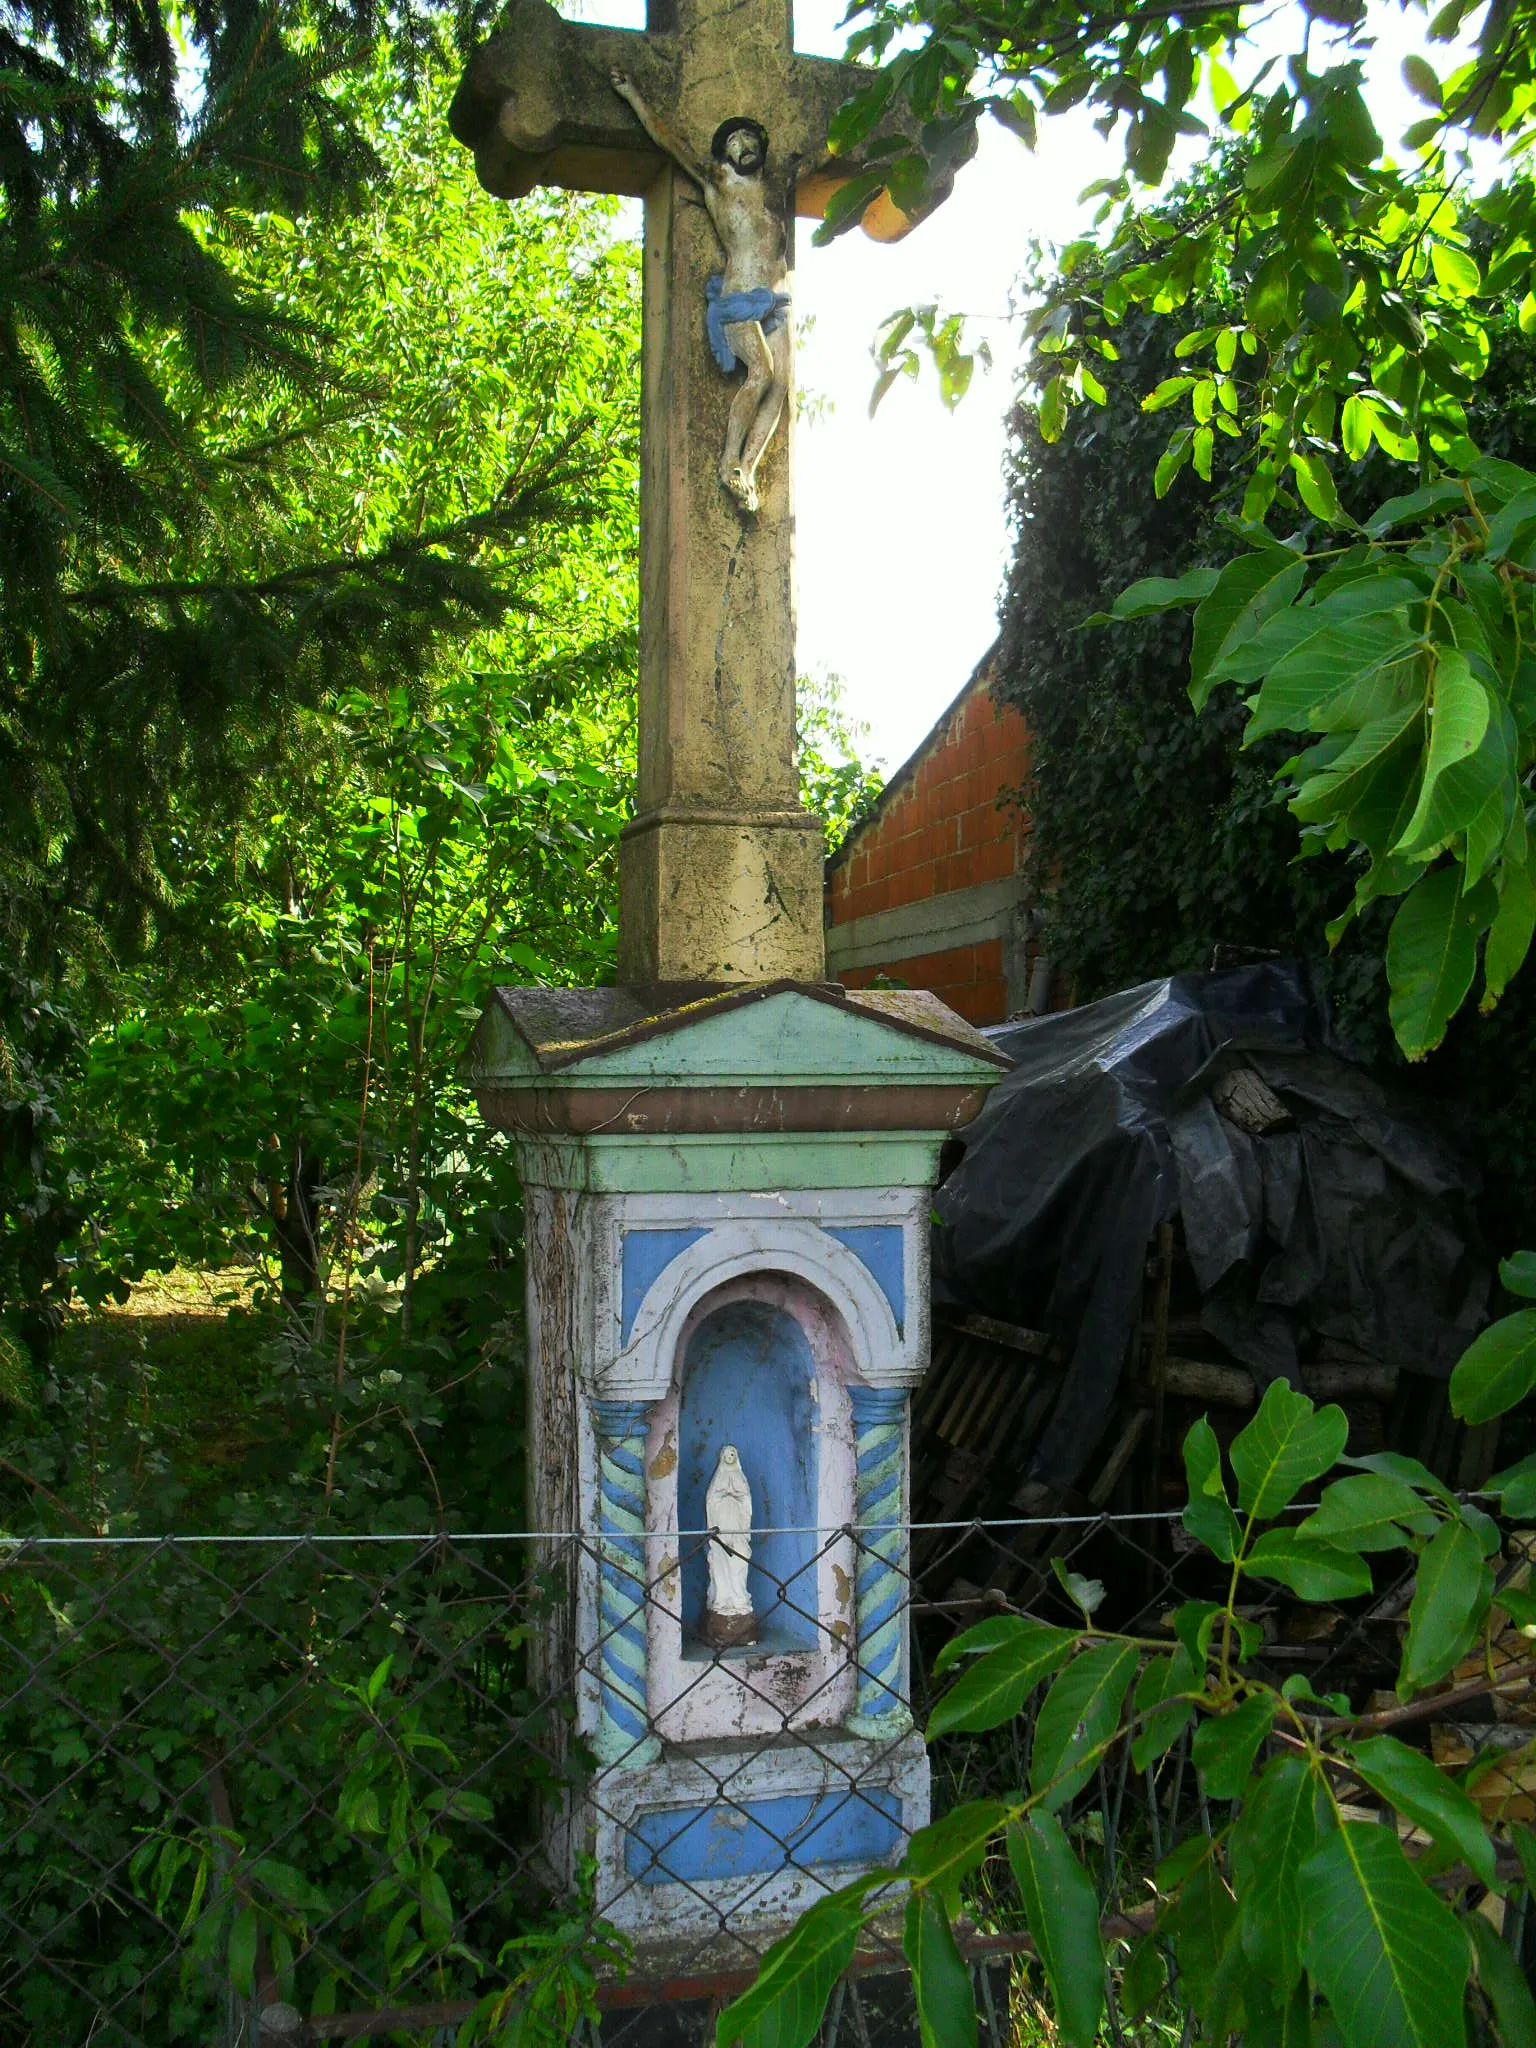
[0, 1512, 1480, 2045]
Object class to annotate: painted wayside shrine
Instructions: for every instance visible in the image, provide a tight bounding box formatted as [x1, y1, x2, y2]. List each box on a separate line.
[453, 0, 1008, 1960]
[466, 983, 1007, 1942]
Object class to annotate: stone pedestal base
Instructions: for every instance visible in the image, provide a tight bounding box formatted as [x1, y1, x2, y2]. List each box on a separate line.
[577, 1730, 930, 1947]
[700, 1607, 758, 1649]
[618, 809, 826, 984]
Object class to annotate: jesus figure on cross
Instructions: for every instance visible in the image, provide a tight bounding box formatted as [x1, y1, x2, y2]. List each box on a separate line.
[611, 69, 791, 515]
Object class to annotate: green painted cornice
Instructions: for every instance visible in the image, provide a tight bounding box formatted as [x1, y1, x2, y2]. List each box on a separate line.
[465, 980, 1010, 1138]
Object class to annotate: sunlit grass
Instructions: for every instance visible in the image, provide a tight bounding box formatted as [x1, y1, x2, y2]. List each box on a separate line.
[46, 1269, 278, 1518]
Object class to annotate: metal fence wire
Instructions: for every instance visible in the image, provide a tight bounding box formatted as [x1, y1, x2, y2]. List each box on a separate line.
[0, 1513, 1487, 2046]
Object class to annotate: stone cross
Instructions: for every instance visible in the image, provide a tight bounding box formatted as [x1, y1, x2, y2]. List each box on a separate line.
[451, 0, 933, 986]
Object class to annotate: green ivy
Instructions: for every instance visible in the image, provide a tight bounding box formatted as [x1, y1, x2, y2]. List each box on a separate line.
[992, 183, 1536, 1243]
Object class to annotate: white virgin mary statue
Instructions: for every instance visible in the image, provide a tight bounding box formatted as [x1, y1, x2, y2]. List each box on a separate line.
[703, 1444, 757, 1647]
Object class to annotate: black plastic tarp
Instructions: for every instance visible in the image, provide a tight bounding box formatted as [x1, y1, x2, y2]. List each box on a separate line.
[932, 964, 1489, 1489]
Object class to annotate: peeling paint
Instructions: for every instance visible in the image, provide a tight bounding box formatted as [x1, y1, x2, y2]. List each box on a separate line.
[497, 1002, 994, 1940]
[645, 1271, 857, 1745]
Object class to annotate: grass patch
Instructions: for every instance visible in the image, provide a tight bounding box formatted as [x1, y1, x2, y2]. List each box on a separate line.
[41, 1270, 280, 1517]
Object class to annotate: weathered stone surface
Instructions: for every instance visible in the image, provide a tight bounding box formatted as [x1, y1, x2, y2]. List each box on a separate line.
[450, 0, 953, 981]
[584, 1730, 930, 1941]
[487, 982, 1005, 1941]
[624, 1, 813, 981]
[618, 810, 823, 982]
[449, 0, 1011, 1963]
[463, 977, 1012, 1137]
[449, 0, 906, 219]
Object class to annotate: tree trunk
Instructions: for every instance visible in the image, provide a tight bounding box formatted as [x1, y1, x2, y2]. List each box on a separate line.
[273, 1141, 324, 1306]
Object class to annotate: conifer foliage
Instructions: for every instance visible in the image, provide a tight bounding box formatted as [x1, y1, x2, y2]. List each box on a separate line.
[0, 0, 529, 976]
[0, 4, 643, 1370]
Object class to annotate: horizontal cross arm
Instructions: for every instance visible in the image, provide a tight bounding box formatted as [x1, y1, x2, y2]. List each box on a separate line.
[450, 8, 675, 201]
[451, 0, 949, 239]
[785, 53, 941, 236]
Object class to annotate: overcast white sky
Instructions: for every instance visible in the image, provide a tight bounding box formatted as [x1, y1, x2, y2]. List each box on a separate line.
[791, 0, 1101, 771]
[576, 0, 1450, 770]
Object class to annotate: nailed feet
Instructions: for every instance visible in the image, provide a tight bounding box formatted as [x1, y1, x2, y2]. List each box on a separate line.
[720, 462, 759, 514]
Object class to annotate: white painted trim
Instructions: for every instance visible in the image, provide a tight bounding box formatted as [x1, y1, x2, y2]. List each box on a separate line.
[826, 874, 1024, 971]
[600, 1210, 917, 1401]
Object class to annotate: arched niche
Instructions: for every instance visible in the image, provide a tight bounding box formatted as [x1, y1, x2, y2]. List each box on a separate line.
[612, 1215, 909, 1401]
[677, 1296, 818, 1650]
[645, 1273, 857, 1741]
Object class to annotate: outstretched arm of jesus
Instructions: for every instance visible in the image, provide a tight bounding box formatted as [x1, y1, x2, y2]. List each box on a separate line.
[610, 69, 713, 189]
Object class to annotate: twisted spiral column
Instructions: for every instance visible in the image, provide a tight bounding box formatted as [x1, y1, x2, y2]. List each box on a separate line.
[846, 1383, 911, 1739]
[591, 1398, 661, 1768]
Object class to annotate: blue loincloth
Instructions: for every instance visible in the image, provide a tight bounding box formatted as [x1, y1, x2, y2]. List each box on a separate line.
[705, 273, 791, 373]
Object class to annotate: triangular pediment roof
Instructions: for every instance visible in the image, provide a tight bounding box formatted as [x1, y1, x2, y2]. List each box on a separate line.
[465, 979, 1010, 1090]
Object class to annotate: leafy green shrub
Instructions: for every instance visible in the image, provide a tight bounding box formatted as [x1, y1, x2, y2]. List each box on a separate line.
[992, 196, 1536, 1241]
[795, 672, 885, 855]
[720, 1330, 1536, 2048]
[0, 977, 84, 1381]
[1, 1538, 596, 2042]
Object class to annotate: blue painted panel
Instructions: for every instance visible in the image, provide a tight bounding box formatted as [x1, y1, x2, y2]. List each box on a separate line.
[620, 1228, 709, 1342]
[678, 1300, 817, 1649]
[827, 1225, 905, 1334]
[624, 1787, 902, 1885]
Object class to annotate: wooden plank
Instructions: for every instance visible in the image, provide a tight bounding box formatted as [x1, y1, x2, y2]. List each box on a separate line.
[1161, 1356, 1255, 1405]
[931, 1339, 990, 1444]
[1306, 1363, 1398, 1402]
[936, 1309, 1054, 1357]
[1088, 1407, 1151, 1508]
[1144, 1222, 1174, 1516]
[912, 1337, 962, 1430]
[1159, 1357, 1401, 1407]
[964, 1360, 1023, 1450]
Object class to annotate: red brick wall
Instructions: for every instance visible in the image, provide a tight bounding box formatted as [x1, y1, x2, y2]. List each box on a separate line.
[840, 939, 1009, 1024]
[825, 670, 1031, 1023]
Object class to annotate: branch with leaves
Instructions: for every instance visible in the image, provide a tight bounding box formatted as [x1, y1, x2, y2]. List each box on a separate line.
[824, 0, 1536, 1074]
[721, 1357, 1536, 2048]
[729, 1376, 1536, 2048]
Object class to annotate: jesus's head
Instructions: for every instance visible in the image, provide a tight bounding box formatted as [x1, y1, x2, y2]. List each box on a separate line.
[711, 117, 767, 177]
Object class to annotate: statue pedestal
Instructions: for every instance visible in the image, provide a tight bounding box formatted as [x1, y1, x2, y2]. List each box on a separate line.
[700, 1607, 758, 1649]
[468, 980, 1008, 1947]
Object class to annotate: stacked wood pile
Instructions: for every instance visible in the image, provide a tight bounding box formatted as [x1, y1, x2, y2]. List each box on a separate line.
[1429, 1624, 1536, 1823]
[910, 1207, 1534, 1933]
[910, 1220, 1506, 1614]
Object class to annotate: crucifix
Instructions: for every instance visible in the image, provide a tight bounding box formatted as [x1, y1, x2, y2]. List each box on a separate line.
[450, 0, 942, 987]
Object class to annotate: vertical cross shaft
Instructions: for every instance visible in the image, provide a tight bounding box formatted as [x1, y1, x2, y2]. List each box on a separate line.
[626, 6, 820, 984]
[451, 0, 920, 984]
